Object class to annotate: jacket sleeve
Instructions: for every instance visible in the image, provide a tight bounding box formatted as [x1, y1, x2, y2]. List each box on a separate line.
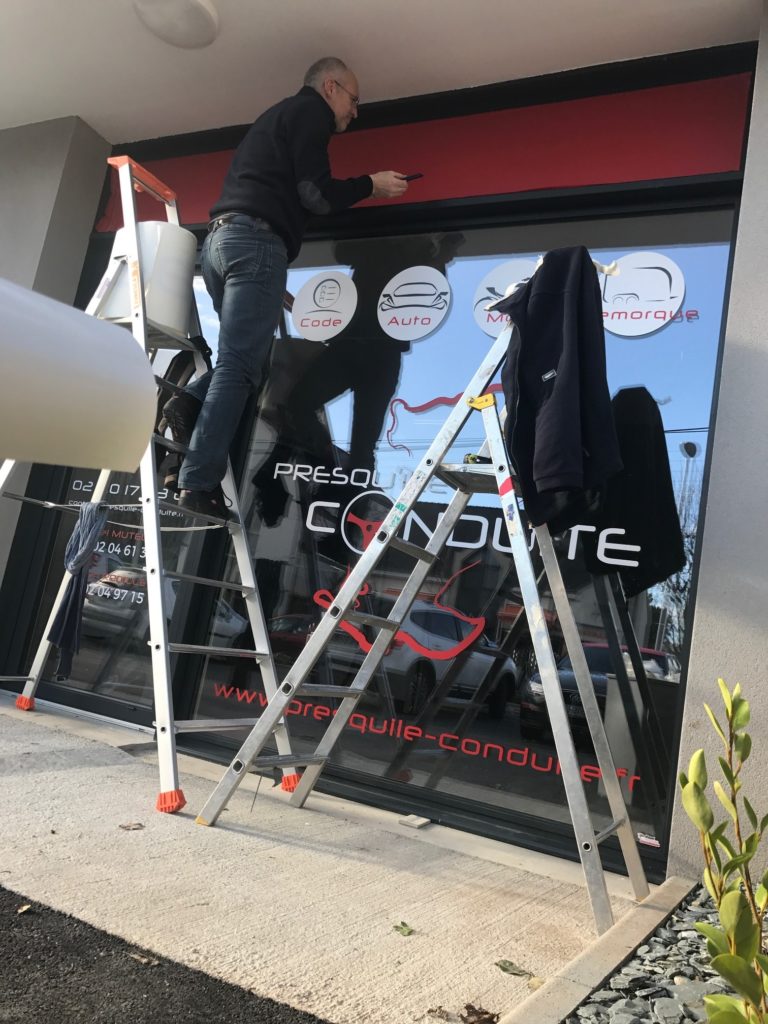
[289, 104, 373, 215]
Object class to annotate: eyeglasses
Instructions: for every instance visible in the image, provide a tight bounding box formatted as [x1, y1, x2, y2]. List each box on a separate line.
[333, 79, 359, 108]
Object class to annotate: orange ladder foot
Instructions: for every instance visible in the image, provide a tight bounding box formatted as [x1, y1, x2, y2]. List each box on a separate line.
[156, 789, 186, 813]
[15, 695, 35, 711]
[281, 773, 301, 793]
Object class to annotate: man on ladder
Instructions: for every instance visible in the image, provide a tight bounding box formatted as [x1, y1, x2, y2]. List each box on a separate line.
[163, 56, 410, 519]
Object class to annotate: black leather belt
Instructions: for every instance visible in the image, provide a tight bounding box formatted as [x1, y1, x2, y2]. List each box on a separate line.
[207, 213, 275, 234]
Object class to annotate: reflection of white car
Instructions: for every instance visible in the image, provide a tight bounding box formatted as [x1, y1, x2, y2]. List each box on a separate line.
[379, 282, 449, 312]
[82, 562, 248, 642]
[326, 598, 521, 717]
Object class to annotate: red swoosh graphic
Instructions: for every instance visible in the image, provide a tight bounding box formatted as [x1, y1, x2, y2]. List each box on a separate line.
[386, 383, 504, 454]
[313, 561, 485, 661]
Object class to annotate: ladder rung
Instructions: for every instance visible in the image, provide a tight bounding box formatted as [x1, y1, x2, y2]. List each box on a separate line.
[388, 537, 436, 563]
[594, 818, 626, 845]
[344, 610, 399, 631]
[167, 643, 266, 660]
[174, 718, 262, 732]
[161, 569, 251, 593]
[0, 676, 33, 682]
[250, 754, 326, 770]
[159, 499, 237, 528]
[435, 463, 499, 494]
[153, 433, 188, 456]
[298, 684, 363, 700]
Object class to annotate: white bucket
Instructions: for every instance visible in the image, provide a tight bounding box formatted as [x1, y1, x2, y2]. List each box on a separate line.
[99, 221, 197, 338]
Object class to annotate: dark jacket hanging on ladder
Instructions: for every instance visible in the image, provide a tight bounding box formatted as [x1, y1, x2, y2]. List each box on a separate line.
[494, 246, 622, 531]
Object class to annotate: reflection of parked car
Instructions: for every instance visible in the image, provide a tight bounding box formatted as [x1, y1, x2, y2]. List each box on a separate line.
[268, 600, 521, 717]
[82, 563, 248, 642]
[518, 643, 680, 741]
[379, 282, 448, 312]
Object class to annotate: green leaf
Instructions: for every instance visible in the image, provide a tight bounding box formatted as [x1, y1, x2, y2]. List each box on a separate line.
[708, 1010, 751, 1023]
[714, 781, 739, 823]
[679, 771, 689, 788]
[735, 733, 752, 764]
[704, 866, 719, 903]
[720, 891, 748, 935]
[695, 922, 729, 955]
[742, 832, 759, 858]
[732, 698, 751, 731]
[719, 757, 736, 789]
[755, 884, 768, 911]
[755, 953, 768, 975]
[393, 921, 414, 936]
[721, 853, 752, 877]
[689, 749, 708, 789]
[682, 782, 715, 832]
[705, 992, 751, 1015]
[711, 954, 764, 1006]
[718, 678, 733, 715]
[705, 703, 728, 745]
[733, 683, 742, 701]
[716, 833, 737, 859]
[495, 959, 530, 976]
[743, 798, 759, 832]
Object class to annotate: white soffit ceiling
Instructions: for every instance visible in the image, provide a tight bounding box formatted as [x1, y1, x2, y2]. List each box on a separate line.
[0, 0, 761, 144]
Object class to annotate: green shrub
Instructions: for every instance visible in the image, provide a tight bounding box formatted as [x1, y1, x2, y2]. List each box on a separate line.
[679, 679, 768, 1023]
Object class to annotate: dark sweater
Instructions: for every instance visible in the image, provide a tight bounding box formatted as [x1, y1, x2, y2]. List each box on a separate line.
[210, 86, 373, 261]
[495, 246, 622, 530]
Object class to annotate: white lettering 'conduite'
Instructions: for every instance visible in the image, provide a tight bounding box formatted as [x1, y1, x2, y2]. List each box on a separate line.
[0, 277, 156, 471]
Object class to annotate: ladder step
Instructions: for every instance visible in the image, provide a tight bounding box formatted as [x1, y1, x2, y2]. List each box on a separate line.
[594, 818, 626, 845]
[298, 684, 364, 700]
[250, 754, 326, 770]
[162, 569, 251, 593]
[435, 463, 499, 494]
[174, 718, 262, 732]
[388, 537, 436, 563]
[0, 676, 33, 682]
[160, 499, 238, 528]
[153, 432, 188, 456]
[167, 643, 266, 660]
[344, 610, 399, 631]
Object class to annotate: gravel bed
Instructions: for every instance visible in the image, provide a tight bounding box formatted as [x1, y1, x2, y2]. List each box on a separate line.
[562, 887, 732, 1024]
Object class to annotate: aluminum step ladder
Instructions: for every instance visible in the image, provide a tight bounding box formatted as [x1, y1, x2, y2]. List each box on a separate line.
[196, 321, 649, 934]
[0, 156, 300, 810]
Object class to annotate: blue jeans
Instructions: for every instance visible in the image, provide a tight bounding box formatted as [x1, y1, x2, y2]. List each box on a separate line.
[178, 218, 288, 492]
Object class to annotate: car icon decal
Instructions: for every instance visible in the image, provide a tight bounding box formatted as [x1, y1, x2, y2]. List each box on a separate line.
[379, 281, 449, 312]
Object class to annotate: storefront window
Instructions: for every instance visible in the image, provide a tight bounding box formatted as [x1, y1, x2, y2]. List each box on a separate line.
[7, 208, 732, 863]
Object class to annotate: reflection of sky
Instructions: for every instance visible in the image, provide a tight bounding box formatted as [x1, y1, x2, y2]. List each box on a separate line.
[194, 242, 727, 510]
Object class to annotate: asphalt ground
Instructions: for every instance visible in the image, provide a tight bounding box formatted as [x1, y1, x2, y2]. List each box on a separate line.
[0, 885, 333, 1024]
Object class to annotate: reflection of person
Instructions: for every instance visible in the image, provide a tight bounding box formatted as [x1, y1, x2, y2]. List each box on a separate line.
[163, 57, 408, 520]
[250, 232, 465, 526]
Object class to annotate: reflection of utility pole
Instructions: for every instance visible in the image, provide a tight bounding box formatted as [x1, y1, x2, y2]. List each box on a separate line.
[679, 441, 700, 522]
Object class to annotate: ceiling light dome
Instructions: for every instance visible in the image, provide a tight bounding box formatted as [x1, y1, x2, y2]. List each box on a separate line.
[132, 0, 220, 49]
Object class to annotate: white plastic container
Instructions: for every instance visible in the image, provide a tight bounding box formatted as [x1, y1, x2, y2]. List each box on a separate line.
[99, 221, 197, 339]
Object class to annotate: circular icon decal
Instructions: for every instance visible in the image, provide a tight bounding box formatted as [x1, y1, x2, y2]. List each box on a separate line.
[341, 490, 395, 556]
[377, 266, 451, 342]
[472, 259, 539, 337]
[292, 271, 358, 342]
[601, 252, 685, 338]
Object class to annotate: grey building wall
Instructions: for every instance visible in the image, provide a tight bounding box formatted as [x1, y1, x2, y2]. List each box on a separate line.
[668, 3, 768, 879]
[0, 117, 110, 580]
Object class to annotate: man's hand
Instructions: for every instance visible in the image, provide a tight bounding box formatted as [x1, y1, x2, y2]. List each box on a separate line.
[370, 172, 409, 199]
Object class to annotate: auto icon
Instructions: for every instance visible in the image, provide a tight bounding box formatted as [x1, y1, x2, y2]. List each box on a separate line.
[379, 281, 449, 312]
